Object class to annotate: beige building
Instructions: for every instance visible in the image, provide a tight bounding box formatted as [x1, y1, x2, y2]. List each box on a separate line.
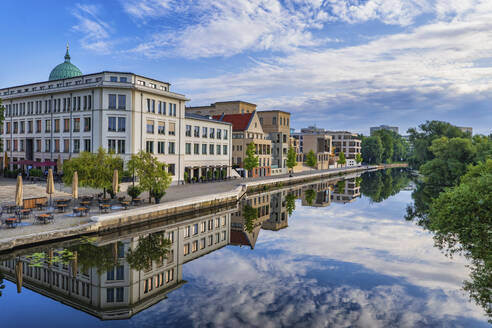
[257, 110, 291, 175]
[331, 177, 361, 203]
[213, 112, 271, 177]
[186, 100, 257, 116]
[291, 132, 335, 170]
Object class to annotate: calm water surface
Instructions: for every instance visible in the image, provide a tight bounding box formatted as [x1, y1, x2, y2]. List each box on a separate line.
[0, 169, 489, 327]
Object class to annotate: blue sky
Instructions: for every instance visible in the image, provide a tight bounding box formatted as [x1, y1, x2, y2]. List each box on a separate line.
[1, 0, 491, 135]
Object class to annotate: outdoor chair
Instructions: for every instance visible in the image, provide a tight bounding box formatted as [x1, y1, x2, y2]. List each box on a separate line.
[4, 217, 17, 228]
[99, 204, 111, 213]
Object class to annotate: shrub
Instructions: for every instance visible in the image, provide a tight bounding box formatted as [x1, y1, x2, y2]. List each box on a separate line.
[30, 168, 43, 177]
[127, 185, 142, 199]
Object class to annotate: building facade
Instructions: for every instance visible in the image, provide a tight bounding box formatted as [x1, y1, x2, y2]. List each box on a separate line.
[370, 125, 399, 135]
[213, 112, 272, 177]
[257, 110, 291, 175]
[186, 100, 257, 116]
[0, 48, 232, 184]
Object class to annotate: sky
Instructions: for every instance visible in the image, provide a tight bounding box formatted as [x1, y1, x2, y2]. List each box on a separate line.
[1, 0, 491, 135]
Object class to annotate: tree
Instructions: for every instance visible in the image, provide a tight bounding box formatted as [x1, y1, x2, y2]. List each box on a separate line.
[355, 153, 363, 164]
[373, 130, 394, 163]
[304, 189, 316, 205]
[286, 147, 297, 173]
[128, 151, 172, 203]
[62, 147, 123, 196]
[285, 193, 296, 215]
[306, 150, 317, 168]
[243, 204, 258, 233]
[361, 136, 383, 164]
[243, 143, 259, 177]
[337, 152, 346, 167]
[126, 233, 171, 271]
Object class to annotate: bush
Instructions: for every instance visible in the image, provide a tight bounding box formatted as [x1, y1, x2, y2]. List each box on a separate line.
[127, 185, 142, 199]
[30, 168, 43, 177]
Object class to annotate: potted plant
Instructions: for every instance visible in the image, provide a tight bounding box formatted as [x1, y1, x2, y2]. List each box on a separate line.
[150, 186, 166, 204]
[127, 185, 142, 200]
[184, 171, 189, 184]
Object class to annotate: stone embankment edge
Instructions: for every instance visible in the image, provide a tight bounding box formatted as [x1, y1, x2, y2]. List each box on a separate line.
[0, 164, 407, 252]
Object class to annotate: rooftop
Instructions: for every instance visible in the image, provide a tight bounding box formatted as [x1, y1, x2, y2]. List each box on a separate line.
[212, 112, 255, 131]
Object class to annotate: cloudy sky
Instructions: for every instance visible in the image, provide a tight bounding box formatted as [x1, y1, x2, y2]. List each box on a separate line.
[1, 0, 492, 135]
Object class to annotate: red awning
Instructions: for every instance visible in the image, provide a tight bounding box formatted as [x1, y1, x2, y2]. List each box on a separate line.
[33, 161, 57, 167]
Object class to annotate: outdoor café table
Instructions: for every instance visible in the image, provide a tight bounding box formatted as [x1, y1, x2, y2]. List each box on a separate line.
[55, 204, 67, 213]
[120, 201, 130, 210]
[19, 209, 31, 220]
[73, 207, 89, 217]
[99, 204, 111, 213]
[36, 214, 51, 224]
[132, 198, 142, 205]
[80, 201, 91, 207]
[5, 217, 16, 228]
[4, 204, 17, 214]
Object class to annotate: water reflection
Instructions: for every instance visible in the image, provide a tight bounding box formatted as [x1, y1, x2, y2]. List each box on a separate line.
[0, 169, 488, 327]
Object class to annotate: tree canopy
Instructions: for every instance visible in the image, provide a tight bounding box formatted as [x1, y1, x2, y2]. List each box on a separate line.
[361, 136, 383, 164]
[243, 143, 259, 176]
[337, 152, 346, 166]
[286, 147, 297, 172]
[306, 150, 317, 168]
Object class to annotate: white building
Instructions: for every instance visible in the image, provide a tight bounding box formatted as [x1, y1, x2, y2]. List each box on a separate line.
[0, 47, 232, 184]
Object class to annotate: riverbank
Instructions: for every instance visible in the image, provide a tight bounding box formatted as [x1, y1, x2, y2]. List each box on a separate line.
[0, 164, 406, 251]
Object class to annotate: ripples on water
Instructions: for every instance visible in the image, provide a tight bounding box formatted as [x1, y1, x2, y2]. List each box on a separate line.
[0, 169, 489, 328]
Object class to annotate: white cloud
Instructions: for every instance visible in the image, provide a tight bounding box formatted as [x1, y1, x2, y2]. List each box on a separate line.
[71, 4, 112, 54]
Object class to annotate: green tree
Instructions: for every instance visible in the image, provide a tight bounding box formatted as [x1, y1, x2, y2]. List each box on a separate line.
[126, 233, 171, 271]
[355, 153, 363, 164]
[373, 130, 394, 163]
[304, 189, 316, 205]
[337, 152, 346, 166]
[285, 193, 296, 215]
[243, 143, 259, 177]
[243, 204, 258, 233]
[407, 120, 467, 169]
[128, 151, 172, 203]
[306, 150, 317, 168]
[286, 147, 297, 173]
[361, 136, 383, 164]
[62, 147, 123, 196]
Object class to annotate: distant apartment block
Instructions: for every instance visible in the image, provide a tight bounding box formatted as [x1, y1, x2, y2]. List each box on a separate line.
[457, 126, 473, 135]
[257, 110, 291, 175]
[370, 125, 399, 135]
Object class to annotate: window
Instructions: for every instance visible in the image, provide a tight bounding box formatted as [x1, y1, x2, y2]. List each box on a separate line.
[185, 143, 191, 155]
[108, 117, 117, 131]
[73, 139, 80, 153]
[194, 143, 199, 154]
[107, 288, 115, 303]
[168, 123, 175, 136]
[168, 164, 175, 176]
[116, 287, 124, 302]
[147, 99, 151, 112]
[158, 141, 165, 154]
[152, 99, 155, 113]
[73, 118, 80, 132]
[200, 222, 206, 233]
[192, 240, 198, 252]
[194, 126, 200, 137]
[108, 139, 116, 152]
[202, 144, 207, 154]
[200, 238, 206, 249]
[158, 122, 165, 134]
[45, 140, 51, 152]
[54, 119, 60, 132]
[210, 128, 215, 138]
[161, 102, 166, 115]
[118, 95, 126, 109]
[184, 243, 190, 255]
[88, 95, 92, 109]
[117, 140, 125, 154]
[84, 117, 91, 132]
[223, 145, 228, 155]
[107, 268, 115, 280]
[202, 127, 208, 138]
[110, 76, 118, 82]
[28, 121, 33, 133]
[116, 265, 124, 280]
[193, 223, 199, 235]
[120, 77, 127, 83]
[117, 117, 126, 132]
[217, 129, 222, 139]
[84, 139, 91, 152]
[36, 120, 41, 133]
[168, 142, 175, 154]
[185, 125, 191, 137]
[109, 94, 116, 109]
[63, 119, 70, 132]
[217, 144, 221, 155]
[146, 120, 154, 134]
[209, 144, 214, 155]
[146, 141, 154, 153]
[36, 139, 42, 152]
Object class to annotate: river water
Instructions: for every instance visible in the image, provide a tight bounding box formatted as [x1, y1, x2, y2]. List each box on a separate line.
[0, 169, 489, 327]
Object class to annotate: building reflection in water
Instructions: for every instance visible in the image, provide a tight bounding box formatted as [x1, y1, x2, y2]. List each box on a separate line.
[0, 174, 364, 321]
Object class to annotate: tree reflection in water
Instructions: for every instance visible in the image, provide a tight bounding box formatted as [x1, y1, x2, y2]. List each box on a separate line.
[126, 233, 171, 271]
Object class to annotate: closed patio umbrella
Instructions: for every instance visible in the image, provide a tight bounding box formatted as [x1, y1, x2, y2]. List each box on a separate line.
[112, 169, 119, 195]
[15, 260, 23, 293]
[3, 151, 8, 171]
[15, 175, 23, 207]
[46, 168, 55, 206]
[72, 171, 79, 201]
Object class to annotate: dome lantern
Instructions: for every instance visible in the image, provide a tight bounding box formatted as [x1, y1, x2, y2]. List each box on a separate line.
[49, 44, 82, 81]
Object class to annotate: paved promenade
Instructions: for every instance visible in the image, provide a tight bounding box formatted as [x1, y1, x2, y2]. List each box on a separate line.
[0, 165, 388, 251]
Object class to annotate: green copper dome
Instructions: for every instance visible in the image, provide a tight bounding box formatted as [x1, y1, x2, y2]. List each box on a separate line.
[48, 46, 82, 81]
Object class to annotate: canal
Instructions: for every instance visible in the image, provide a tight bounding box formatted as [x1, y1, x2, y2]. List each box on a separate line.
[0, 169, 489, 327]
